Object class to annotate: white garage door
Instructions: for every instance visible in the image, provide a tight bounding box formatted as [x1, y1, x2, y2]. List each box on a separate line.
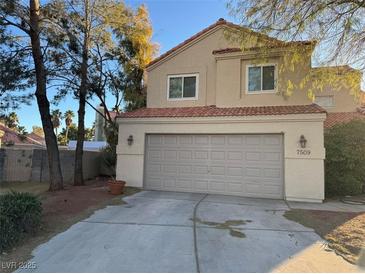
[144, 134, 284, 199]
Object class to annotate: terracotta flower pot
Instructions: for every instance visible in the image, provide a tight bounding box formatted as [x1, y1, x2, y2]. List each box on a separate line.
[108, 180, 126, 195]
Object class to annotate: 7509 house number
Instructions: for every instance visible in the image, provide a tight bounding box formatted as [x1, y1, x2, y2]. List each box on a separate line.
[297, 149, 311, 155]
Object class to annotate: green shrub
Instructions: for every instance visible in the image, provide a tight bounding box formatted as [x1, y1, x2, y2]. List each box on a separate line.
[100, 145, 116, 176]
[0, 191, 42, 252]
[324, 119, 365, 196]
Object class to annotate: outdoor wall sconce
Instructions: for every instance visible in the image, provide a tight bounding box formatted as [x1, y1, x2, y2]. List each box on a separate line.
[127, 135, 134, 146]
[299, 135, 307, 148]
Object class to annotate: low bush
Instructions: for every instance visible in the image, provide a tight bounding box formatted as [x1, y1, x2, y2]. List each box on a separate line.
[100, 145, 116, 176]
[324, 119, 365, 196]
[0, 191, 42, 252]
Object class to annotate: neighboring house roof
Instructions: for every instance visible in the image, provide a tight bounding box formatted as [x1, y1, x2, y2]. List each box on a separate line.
[312, 65, 359, 73]
[118, 104, 326, 119]
[0, 124, 45, 146]
[147, 18, 313, 69]
[356, 106, 365, 114]
[27, 132, 46, 145]
[325, 109, 365, 128]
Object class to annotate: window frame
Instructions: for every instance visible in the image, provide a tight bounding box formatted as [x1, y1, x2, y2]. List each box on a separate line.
[314, 95, 335, 108]
[167, 73, 199, 101]
[246, 63, 278, 94]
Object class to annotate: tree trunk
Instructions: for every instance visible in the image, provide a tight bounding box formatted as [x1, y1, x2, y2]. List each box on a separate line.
[74, 0, 90, 186]
[29, 0, 63, 191]
[65, 126, 69, 142]
[74, 91, 86, 185]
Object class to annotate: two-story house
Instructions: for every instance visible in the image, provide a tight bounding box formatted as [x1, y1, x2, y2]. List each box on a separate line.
[116, 19, 364, 203]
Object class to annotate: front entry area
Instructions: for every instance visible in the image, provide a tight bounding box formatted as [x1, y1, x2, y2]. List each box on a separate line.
[144, 134, 284, 199]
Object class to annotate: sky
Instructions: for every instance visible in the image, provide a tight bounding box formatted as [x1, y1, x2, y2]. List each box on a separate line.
[16, 0, 235, 132]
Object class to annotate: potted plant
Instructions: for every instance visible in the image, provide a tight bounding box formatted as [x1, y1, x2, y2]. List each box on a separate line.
[108, 177, 126, 195]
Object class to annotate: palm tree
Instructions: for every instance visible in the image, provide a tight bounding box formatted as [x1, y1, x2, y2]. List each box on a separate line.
[51, 109, 62, 137]
[64, 110, 75, 143]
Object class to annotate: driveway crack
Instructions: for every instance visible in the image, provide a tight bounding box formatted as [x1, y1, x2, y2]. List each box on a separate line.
[192, 194, 208, 273]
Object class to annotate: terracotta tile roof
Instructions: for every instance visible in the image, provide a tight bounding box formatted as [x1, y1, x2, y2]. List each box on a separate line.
[118, 104, 326, 119]
[147, 18, 288, 69]
[0, 124, 45, 146]
[109, 111, 118, 120]
[358, 106, 365, 114]
[27, 132, 46, 144]
[212, 48, 242, 55]
[212, 41, 314, 55]
[325, 111, 365, 128]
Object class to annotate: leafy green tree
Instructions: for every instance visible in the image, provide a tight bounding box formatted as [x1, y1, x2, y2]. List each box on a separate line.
[32, 126, 44, 137]
[227, 0, 363, 100]
[48, 0, 156, 185]
[0, 0, 63, 190]
[58, 123, 94, 145]
[17, 126, 28, 141]
[325, 120, 365, 196]
[1, 112, 19, 129]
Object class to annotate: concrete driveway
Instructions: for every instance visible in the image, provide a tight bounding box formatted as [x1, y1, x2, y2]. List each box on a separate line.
[22, 191, 359, 272]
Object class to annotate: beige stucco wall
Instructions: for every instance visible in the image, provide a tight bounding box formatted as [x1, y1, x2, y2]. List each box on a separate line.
[147, 27, 233, 108]
[215, 55, 313, 107]
[315, 86, 362, 112]
[116, 113, 326, 202]
[146, 25, 361, 112]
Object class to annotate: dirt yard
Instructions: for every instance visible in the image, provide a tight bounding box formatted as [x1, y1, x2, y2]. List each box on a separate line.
[284, 209, 365, 264]
[0, 179, 140, 273]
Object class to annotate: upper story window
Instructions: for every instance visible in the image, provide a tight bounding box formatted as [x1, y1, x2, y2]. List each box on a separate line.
[314, 95, 335, 108]
[168, 74, 198, 100]
[247, 64, 277, 93]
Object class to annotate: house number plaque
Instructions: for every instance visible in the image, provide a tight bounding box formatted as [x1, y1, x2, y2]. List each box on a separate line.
[297, 149, 311, 155]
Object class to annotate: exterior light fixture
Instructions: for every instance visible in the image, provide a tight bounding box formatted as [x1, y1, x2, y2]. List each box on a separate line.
[127, 135, 134, 146]
[299, 135, 307, 148]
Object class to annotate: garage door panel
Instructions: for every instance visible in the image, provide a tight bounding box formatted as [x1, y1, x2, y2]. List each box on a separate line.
[162, 165, 178, 174]
[211, 151, 225, 160]
[263, 152, 281, 161]
[209, 181, 226, 192]
[245, 135, 261, 145]
[194, 180, 209, 191]
[179, 165, 192, 174]
[193, 165, 209, 175]
[148, 135, 162, 145]
[147, 150, 162, 161]
[211, 136, 225, 145]
[227, 167, 243, 176]
[226, 182, 244, 192]
[195, 135, 210, 145]
[163, 178, 176, 188]
[145, 134, 283, 199]
[146, 163, 161, 173]
[227, 151, 243, 160]
[227, 136, 243, 145]
[263, 168, 281, 178]
[178, 150, 193, 160]
[176, 178, 192, 189]
[263, 135, 282, 145]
